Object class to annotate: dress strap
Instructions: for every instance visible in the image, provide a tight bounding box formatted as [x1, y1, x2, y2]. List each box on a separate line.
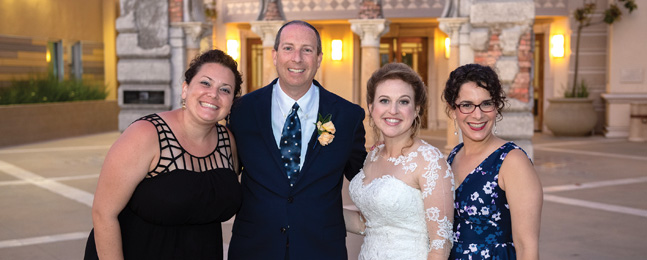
[133, 114, 184, 177]
[446, 143, 464, 165]
[133, 114, 235, 177]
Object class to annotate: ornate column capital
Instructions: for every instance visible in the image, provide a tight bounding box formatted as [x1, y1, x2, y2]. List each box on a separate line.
[349, 19, 390, 47]
[438, 17, 469, 39]
[250, 20, 286, 48]
[171, 21, 211, 49]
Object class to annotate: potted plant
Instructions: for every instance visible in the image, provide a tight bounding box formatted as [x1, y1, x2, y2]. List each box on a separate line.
[545, 0, 637, 136]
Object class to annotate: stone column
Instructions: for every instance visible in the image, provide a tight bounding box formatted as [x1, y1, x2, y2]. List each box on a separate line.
[173, 22, 210, 66]
[438, 17, 469, 153]
[169, 26, 185, 110]
[251, 20, 285, 84]
[349, 18, 390, 145]
[469, 0, 536, 158]
[116, 0, 172, 131]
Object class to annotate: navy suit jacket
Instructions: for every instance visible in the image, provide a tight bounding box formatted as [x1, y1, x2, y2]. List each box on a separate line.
[227, 79, 367, 260]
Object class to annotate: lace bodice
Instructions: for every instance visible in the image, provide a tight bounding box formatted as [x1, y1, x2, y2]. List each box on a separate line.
[349, 140, 455, 260]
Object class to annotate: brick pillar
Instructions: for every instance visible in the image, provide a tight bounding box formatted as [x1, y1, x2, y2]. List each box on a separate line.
[169, 0, 183, 23]
[469, 0, 536, 158]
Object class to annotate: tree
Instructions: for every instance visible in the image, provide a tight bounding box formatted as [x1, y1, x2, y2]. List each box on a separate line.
[569, 0, 637, 97]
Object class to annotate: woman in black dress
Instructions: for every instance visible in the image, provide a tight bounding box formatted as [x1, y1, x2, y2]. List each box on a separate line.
[85, 49, 242, 259]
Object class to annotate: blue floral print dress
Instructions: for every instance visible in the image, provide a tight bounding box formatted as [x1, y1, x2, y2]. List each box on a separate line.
[447, 142, 530, 260]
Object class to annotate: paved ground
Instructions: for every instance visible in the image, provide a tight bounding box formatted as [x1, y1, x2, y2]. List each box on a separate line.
[0, 131, 645, 259]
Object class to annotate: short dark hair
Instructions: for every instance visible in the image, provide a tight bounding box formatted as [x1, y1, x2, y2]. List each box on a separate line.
[184, 49, 243, 99]
[273, 20, 322, 54]
[442, 63, 506, 116]
[367, 62, 428, 142]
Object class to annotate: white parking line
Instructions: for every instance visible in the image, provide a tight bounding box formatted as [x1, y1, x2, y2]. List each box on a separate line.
[544, 194, 647, 218]
[0, 145, 111, 154]
[534, 146, 647, 161]
[0, 232, 89, 249]
[0, 174, 100, 187]
[534, 138, 623, 148]
[543, 176, 647, 193]
[0, 160, 94, 207]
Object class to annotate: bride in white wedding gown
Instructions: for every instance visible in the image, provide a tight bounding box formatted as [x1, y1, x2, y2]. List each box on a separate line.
[344, 63, 454, 260]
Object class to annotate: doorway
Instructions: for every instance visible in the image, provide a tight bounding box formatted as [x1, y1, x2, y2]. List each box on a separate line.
[379, 37, 428, 84]
[379, 37, 429, 128]
[246, 38, 263, 93]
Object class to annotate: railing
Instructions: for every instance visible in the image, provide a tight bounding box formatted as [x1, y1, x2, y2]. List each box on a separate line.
[221, 0, 571, 23]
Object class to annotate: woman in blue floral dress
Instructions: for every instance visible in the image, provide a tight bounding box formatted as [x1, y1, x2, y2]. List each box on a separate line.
[442, 64, 543, 260]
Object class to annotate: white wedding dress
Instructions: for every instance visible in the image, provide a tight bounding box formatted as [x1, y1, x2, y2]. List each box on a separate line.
[349, 140, 454, 260]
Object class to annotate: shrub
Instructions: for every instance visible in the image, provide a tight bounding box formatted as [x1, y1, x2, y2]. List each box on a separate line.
[0, 74, 107, 105]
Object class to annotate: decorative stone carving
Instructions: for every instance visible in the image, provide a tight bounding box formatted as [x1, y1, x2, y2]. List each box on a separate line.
[469, 28, 489, 51]
[116, 0, 172, 131]
[359, 0, 383, 19]
[495, 57, 519, 83]
[251, 20, 285, 47]
[470, 0, 534, 27]
[349, 19, 390, 47]
[171, 22, 211, 49]
[500, 26, 524, 56]
[258, 0, 285, 21]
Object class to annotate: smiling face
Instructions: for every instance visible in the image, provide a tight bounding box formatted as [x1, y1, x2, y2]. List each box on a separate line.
[369, 79, 419, 141]
[452, 81, 497, 143]
[181, 62, 236, 124]
[272, 23, 322, 95]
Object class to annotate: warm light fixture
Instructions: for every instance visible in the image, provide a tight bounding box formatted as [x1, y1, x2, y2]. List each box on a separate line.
[444, 37, 450, 59]
[331, 39, 343, 61]
[227, 39, 240, 61]
[550, 34, 565, 58]
[46, 49, 51, 62]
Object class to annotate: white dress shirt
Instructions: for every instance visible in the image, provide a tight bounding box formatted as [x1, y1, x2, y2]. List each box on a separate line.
[271, 81, 319, 170]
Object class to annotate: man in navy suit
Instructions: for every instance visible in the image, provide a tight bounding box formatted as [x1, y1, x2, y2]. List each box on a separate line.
[227, 20, 367, 259]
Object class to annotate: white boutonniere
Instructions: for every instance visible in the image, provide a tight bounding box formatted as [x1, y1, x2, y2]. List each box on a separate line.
[315, 113, 335, 146]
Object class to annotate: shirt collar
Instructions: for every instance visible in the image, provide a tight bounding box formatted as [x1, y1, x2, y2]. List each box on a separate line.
[274, 81, 318, 118]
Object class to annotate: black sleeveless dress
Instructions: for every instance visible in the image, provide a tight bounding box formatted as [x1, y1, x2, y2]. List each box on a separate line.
[84, 114, 241, 259]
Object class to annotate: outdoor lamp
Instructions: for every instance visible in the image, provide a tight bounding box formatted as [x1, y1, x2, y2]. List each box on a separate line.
[227, 40, 240, 61]
[550, 34, 565, 58]
[331, 39, 343, 61]
[444, 37, 450, 59]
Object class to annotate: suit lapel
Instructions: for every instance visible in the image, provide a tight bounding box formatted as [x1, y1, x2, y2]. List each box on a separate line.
[253, 80, 289, 180]
[299, 81, 337, 178]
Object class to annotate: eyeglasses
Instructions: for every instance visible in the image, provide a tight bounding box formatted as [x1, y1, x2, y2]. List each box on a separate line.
[454, 100, 495, 114]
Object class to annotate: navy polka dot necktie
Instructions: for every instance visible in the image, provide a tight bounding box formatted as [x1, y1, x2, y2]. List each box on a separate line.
[280, 103, 301, 186]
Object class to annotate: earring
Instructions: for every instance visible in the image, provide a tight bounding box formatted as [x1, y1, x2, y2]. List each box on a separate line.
[493, 120, 498, 135]
[181, 99, 186, 109]
[453, 119, 458, 136]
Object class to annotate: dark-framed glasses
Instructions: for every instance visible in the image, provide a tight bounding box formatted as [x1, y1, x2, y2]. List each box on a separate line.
[455, 100, 495, 114]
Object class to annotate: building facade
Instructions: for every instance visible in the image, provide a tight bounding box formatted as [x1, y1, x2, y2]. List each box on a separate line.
[0, 0, 119, 100]
[3, 0, 645, 147]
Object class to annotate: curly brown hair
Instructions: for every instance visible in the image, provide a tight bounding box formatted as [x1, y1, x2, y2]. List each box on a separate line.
[184, 49, 243, 99]
[442, 63, 506, 117]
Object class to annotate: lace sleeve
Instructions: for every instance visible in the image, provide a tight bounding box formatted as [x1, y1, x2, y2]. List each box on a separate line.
[417, 144, 455, 259]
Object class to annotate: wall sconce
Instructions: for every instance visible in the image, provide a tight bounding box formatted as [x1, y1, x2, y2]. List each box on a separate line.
[227, 39, 240, 61]
[331, 39, 343, 61]
[444, 37, 450, 59]
[550, 34, 565, 58]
